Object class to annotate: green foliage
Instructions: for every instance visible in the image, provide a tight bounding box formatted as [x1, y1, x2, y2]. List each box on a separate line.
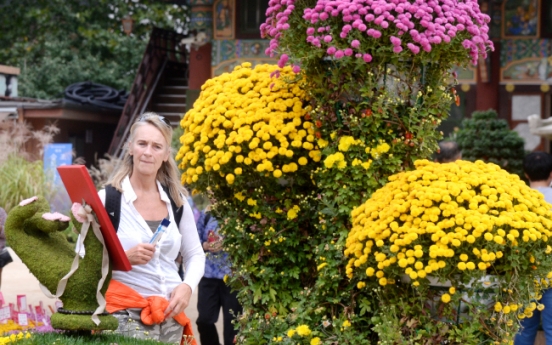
[18, 37, 145, 99]
[0, 156, 46, 213]
[0, 0, 189, 99]
[6, 331, 176, 344]
[456, 109, 526, 179]
[171, 122, 184, 155]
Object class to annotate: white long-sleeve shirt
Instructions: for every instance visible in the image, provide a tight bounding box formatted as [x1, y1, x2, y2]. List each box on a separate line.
[98, 176, 205, 299]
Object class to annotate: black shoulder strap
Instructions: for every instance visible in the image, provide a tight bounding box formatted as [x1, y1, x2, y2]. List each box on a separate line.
[202, 212, 212, 230]
[162, 185, 183, 226]
[105, 184, 122, 232]
[105, 184, 183, 231]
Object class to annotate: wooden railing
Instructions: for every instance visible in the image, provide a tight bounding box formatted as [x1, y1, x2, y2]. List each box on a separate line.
[108, 27, 189, 158]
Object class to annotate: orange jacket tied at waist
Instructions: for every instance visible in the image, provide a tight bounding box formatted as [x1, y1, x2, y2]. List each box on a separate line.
[106, 279, 197, 345]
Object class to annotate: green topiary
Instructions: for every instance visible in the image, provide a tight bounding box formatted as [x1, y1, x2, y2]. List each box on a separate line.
[5, 196, 117, 331]
[456, 109, 526, 179]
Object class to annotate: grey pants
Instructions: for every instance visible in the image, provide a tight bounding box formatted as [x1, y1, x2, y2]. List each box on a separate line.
[112, 308, 184, 344]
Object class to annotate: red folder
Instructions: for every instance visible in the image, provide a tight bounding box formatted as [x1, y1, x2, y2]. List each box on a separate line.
[57, 165, 131, 271]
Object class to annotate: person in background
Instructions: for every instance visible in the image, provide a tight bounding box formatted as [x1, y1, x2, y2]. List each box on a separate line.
[0, 207, 11, 288]
[102, 113, 205, 344]
[196, 209, 242, 345]
[435, 140, 462, 163]
[515, 151, 552, 345]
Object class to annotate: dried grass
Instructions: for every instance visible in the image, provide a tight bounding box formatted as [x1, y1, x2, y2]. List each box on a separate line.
[0, 120, 60, 164]
[89, 153, 122, 189]
[0, 120, 59, 212]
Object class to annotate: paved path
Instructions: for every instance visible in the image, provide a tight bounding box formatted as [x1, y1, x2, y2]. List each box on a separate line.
[1, 247, 222, 344]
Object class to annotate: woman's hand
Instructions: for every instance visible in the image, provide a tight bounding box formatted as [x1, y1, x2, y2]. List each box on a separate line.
[202, 239, 223, 253]
[125, 243, 156, 265]
[165, 283, 192, 318]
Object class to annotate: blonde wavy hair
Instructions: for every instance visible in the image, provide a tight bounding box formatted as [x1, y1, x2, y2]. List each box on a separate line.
[107, 112, 188, 207]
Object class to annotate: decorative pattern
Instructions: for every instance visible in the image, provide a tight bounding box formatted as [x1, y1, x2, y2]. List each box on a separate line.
[187, 0, 214, 5]
[501, 39, 551, 65]
[211, 39, 277, 76]
[502, 0, 540, 39]
[453, 65, 477, 84]
[213, 0, 234, 39]
[500, 39, 552, 83]
[190, 8, 213, 37]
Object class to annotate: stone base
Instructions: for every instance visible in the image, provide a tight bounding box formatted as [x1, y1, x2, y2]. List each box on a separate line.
[51, 313, 118, 331]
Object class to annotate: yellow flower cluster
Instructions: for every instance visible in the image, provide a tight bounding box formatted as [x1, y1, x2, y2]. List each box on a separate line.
[287, 205, 300, 220]
[323, 137, 389, 170]
[0, 321, 39, 336]
[0, 331, 31, 345]
[287, 324, 312, 338]
[344, 160, 552, 287]
[367, 141, 391, 159]
[177, 63, 321, 186]
[493, 278, 549, 320]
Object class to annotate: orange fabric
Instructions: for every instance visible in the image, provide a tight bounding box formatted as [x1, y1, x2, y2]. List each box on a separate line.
[106, 279, 197, 345]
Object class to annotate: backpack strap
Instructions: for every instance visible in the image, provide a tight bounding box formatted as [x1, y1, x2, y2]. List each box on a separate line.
[105, 184, 183, 231]
[202, 212, 212, 231]
[105, 184, 122, 232]
[162, 185, 183, 226]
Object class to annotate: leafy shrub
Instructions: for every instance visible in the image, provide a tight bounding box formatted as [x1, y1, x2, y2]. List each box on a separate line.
[456, 109, 526, 179]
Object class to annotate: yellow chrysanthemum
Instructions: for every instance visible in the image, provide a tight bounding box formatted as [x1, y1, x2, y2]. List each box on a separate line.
[310, 337, 321, 345]
[178, 63, 319, 187]
[296, 324, 311, 336]
[344, 160, 552, 300]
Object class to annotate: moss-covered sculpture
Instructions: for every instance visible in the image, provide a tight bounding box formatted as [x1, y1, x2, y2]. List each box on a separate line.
[5, 196, 117, 331]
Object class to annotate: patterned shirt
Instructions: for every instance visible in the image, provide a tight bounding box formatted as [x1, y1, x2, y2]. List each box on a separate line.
[196, 212, 231, 280]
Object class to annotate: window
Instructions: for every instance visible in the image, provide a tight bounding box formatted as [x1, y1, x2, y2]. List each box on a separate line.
[236, 0, 269, 39]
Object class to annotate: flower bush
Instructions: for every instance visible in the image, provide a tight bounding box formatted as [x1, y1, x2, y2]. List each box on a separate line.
[177, 63, 321, 314]
[177, 63, 320, 189]
[180, 0, 496, 343]
[345, 159, 552, 343]
[260, 0, 495, 168]
[262, 0, 493, 68]
[252, 0, 492, 343]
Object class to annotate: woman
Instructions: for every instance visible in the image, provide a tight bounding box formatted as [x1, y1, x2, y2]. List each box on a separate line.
[102, 113, 205, 344]
[0, 207, 11, 288]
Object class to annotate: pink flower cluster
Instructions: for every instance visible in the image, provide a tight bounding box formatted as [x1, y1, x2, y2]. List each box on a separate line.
[261, 0, 494, 67]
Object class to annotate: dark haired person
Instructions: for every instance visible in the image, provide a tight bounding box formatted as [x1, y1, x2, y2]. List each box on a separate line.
[0, 207, 12, 288]
[515, 151, 552, 345]
[435, 141, 462, 163]
[195, 210, 242, 345]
